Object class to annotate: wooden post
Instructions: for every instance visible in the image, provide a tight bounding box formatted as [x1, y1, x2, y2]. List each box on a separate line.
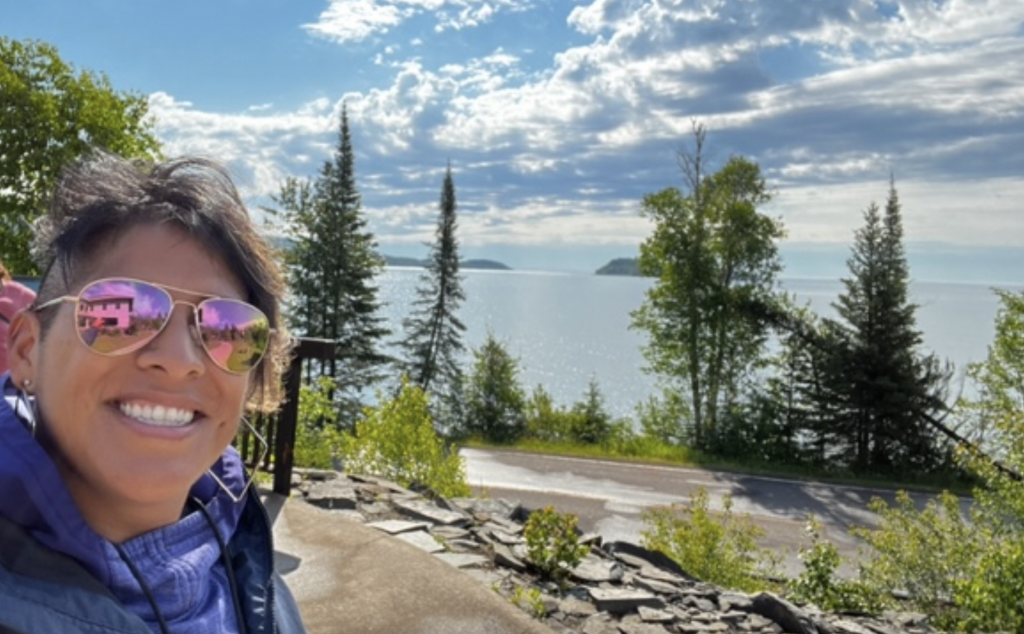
[272, 337, 337, 495]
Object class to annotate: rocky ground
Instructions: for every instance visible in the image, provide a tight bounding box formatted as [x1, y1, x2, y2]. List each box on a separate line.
[292, 469, 940, 634]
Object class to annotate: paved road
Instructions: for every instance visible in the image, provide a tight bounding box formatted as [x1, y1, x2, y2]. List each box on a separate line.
[461, 448, 944, 577]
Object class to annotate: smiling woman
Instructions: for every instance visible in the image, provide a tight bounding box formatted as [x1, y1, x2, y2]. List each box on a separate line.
[0, 151, 306, 634]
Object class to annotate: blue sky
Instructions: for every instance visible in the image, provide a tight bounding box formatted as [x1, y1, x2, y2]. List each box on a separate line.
[4, 0, 1024, 281]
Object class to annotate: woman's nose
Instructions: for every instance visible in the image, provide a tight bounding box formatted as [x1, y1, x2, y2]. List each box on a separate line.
[135, 304, 207, 378]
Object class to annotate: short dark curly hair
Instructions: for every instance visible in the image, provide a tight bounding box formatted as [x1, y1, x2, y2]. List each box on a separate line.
[32, 149, 292, 412]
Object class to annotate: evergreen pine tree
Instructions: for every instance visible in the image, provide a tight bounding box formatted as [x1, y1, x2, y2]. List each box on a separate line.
[828, 180, 950, 473]
[268, 104, 391, 425]
[399, 163, 467, 423]
[463, 334, 526, 443]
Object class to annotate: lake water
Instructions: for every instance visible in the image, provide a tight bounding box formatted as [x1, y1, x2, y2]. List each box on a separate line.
[379, 268, 1022, 420]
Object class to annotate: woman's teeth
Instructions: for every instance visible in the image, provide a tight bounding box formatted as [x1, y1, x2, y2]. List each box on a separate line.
[120, 402, 195, 427]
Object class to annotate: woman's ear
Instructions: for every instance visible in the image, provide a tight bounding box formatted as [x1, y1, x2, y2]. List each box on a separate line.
[8, 311, 41, 389]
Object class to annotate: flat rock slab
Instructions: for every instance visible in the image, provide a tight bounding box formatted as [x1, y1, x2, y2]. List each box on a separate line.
[346, 473, 417, 496]
[487, 528, 525, 545]
[750, 592, 815, 634]
[684, 595, 717, 612]
[430, 525, 471, 540]
[572, 556, 624, 583]
[452, 497, 523, 521]
[366, 519, 431, 535]
[618, 621, 672, 634]
[305, 480, 359, 510]
[558, 597, 597, 618]
[719, 591, 754, 612]
[629, 574, 680, 596]
[588, 588, 665, 614]
[394, 530, 445, 553]
[638, 606, 675, 623]
[394, 498, 470, 526]
[493, 544, 528, 572]
[834, 620, 878, 634]
[482, 515, 525, 534]
[433, 552, 491, 569]
[639, 564, 687, 585]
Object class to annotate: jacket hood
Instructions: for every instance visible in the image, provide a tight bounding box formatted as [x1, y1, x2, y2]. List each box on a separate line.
[0, 373, 248, 587]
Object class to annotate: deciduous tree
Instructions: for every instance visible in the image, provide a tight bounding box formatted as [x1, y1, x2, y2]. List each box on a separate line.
[631, 123, 784, 452]
[0, 37, 161, 273]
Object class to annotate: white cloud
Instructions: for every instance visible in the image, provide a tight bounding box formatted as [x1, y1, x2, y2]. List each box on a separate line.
[774, 177, 1024, 246]
[305, 0, 532, 43]
[148, 0, 1024, 257]
[148, 92, 337, 200]
[303, 0, 409, 43]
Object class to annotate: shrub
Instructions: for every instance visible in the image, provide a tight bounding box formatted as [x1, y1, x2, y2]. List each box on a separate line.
[641, 488, 774, 592]
[523, 506, 590, 587]
[338, 377, 471, 498]
[789, 517, 883, 613]
[852, 490, 976, 626]
[524, 385, 575, 443]
[636, 388, 690, 446]
[509, 585, 547, 619]
[293, 376, 344, 470]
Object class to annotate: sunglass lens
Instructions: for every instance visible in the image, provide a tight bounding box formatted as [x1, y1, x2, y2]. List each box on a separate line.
[76, 280, 172, 354]
[196, 299, 270, 373]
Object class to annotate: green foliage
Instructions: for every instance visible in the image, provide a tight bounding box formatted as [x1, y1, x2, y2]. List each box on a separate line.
[569, 378, 613, 445]
[836, 290, 1024, 633]
[641, 488, 774, 592]
[524, 381, 617, 446]
[265, 104, 390, 426]
[400, 164, 467, 408]
[958, 288, 1024, 454]
[338, 378, 470, 498]
[636, 389, 691, 446]
[631, 123, 784, 453]
[293, 376, 344, 470]
[0, 37, 162, 274]
[462, 333, 526, 443]
[525, 385, 575, 443]
[825, 182, 952, 474]
[509, 585, 547, 619]
[790, 518, 883, 613]
[853, 491, 976, 629]
[523, 506, 589, 586]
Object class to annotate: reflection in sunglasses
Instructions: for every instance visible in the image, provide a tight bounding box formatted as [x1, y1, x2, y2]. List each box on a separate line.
[62, 278, 272, 374]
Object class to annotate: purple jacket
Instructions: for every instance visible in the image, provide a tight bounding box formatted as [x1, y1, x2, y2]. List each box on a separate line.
[0, 375, 307, 634]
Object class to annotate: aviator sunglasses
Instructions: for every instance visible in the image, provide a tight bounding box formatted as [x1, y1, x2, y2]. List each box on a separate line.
[34, 277, 272, 374]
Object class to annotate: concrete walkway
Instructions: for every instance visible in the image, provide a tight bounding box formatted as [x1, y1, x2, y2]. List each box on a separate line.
[264, 492, 554, 634]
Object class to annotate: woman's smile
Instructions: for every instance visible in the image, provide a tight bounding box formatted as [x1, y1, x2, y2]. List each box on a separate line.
[118, 400, 196, 427]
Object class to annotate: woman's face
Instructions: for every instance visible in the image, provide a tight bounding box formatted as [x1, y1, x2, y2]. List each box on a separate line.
[17, 223, 251, 538]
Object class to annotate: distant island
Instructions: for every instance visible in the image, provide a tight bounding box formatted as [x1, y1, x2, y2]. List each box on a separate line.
[383, 255, 511, 271]
[596, 257, 645, 276]
[264, 237, 511, 272]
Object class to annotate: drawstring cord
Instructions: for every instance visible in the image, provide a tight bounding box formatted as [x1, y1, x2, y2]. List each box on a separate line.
[194, 497, 249, 634]
[113, 541, 172, 634]
[112, 497, 249, 634]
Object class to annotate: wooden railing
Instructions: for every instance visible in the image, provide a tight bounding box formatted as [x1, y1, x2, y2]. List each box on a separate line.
[237, 337, 337, 495]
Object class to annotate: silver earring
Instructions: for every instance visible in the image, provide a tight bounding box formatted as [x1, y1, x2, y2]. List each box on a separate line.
[15, 379, 37, 438]
[206, 416, 268, 504]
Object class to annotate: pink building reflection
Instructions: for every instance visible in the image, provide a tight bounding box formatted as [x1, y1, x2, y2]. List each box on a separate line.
[77, 294, 134, 328]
